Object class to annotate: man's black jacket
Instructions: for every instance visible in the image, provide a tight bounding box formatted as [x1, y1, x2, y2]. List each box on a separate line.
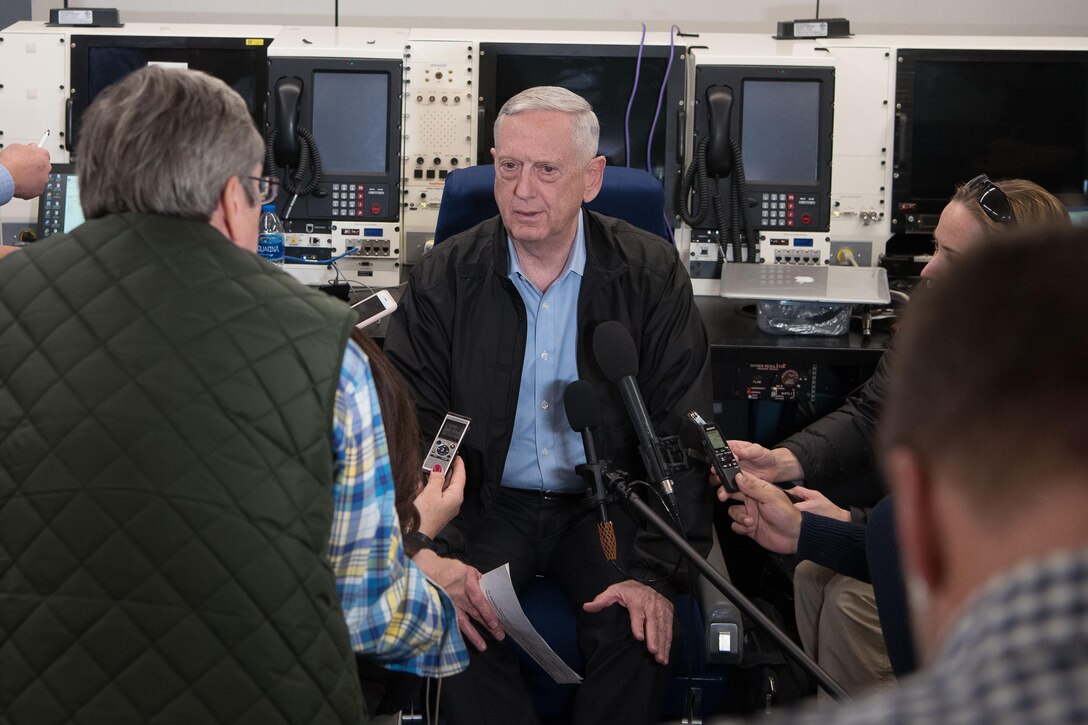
[384, 209, 714, 594]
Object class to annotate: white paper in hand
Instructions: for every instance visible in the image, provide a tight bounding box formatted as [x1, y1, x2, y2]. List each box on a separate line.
[479, 563, 583, 684]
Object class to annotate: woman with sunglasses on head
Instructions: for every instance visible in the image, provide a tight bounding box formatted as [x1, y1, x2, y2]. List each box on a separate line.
[717, 175, 1071, 697]
[922, 176, 1069, 282]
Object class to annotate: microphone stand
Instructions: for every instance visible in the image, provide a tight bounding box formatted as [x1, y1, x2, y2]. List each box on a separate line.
[602, 468, 850, 703]
[575, 459, 617, 561]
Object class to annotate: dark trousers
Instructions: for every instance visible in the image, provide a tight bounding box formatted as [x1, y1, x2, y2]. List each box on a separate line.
[440, 487, 673, 725]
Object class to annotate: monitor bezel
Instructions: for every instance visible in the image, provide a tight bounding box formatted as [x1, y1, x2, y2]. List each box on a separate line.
[477, 42, 686, 223]
[68, 34, 271, 156]
[892, 47, 1088, 237]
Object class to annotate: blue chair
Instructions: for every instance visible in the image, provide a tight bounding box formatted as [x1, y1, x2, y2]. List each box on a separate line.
[432, 165, 740, 722]
[433, 164, 673, 244]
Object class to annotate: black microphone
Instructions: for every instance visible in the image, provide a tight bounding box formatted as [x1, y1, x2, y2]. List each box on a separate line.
[592, 321, 679, 512]
[564, 380, 617, 561]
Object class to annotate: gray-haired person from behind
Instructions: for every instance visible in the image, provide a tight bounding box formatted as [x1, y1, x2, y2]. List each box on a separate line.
[0, 66, 420, 724]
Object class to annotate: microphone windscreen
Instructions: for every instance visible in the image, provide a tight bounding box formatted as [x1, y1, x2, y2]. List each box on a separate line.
[564, 380, 601, 432]
[678, 417, 705, 452]
[592, 321, 639, 382]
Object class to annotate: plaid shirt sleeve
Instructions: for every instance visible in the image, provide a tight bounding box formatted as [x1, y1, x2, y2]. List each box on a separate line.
[0, 163, 14, 206]
[328, 338, 468, 678]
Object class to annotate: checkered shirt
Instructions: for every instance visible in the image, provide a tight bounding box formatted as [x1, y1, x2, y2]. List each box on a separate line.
[776, 547, 1088, 724]
[327, 339, 467, 677]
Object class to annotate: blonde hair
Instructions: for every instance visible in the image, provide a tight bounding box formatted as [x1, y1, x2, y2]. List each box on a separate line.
[951, 177, 1070, 233]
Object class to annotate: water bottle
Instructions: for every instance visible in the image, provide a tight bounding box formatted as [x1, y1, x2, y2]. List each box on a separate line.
[257, 203, 285, 265]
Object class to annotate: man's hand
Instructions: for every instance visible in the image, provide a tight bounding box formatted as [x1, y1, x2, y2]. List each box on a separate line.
[583, 580, 673, 665]
[411, 550, 505, 651]
[0, 144, 51, 200]
[789, 485, 851, 522]
[726, 471, 803, 554]
[714, 441, 805, 501]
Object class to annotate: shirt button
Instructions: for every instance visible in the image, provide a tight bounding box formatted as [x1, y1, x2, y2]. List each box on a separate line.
[542, 448, 550, 457]
[542, 302, 550, 310]
[541, 400, 550, 410]
[541, 352, 549, 361]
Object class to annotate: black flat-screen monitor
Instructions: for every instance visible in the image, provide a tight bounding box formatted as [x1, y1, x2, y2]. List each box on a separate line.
[893, 48, 1088, 239]
[68, 34, 271, 155]
[477, 42, 686, 222]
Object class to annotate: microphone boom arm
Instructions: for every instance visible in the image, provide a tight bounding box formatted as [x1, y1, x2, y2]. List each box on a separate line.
[604, 473, 850, 703]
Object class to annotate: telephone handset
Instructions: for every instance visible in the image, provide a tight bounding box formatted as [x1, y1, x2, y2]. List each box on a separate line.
[264, 76, 324, 216]
[704, 85, 734, 177]
[273, 76, 304, 168]
[676, 83, 757, 263]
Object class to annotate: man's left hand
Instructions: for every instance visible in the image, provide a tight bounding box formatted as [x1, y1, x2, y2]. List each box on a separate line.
[583, 580, 673, 665]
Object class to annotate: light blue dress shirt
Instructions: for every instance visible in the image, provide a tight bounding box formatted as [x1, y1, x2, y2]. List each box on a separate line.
[0, 163, 15, 206]
[502, 213, 588, 493]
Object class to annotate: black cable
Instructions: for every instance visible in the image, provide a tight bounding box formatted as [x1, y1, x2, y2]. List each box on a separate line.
[677, 137, 712, 228]
[729, 138, 758, 262]
[264, 127, 324, 200]
[678, 136, 759, 263]
[603, 478, 684, 586]
[712, 186, 732, 263]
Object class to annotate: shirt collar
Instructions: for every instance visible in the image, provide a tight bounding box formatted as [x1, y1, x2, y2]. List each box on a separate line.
[507, 210, 587, 286]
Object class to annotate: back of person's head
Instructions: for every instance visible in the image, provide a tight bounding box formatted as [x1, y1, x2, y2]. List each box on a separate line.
[881, 225, 1088, 519]
[951, 177, 1070, 233]
[495, 86, 599, 161]
[77, 65, 263, 221]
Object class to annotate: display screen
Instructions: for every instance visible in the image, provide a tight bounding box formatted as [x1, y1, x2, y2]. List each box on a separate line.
[906, 54, 1088, 204]
[438, 417, 468, 441]
[741, 80, 821, 185]
[61, 176, 85, 233]
[705, 426, 726, 449]
[352, 294, 386, 320]
[352, 293, 393, 327]
[890, 50, 1088, 243]
[312, 71, 390, 174]
[481, 45, 682, 183]
[38, 167, 86, 238]
[73, 36, 269, 152]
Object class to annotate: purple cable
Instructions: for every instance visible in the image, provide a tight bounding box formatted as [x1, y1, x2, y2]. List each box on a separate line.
[648, 25, 680, 243]
[646, 24, 679, 174]
[623, 23, 647, 167]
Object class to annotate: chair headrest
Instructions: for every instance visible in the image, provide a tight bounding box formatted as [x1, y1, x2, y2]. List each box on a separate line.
[433, 165, 671, 244]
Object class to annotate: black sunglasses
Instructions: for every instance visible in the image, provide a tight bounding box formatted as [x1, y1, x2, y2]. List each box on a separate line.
[964, 174, 1015, 225]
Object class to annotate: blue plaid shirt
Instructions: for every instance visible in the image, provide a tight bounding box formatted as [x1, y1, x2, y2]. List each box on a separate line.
[776, 547, 1088, 723]
[0, 163, 14, 206]
[328, 339, 467, 677]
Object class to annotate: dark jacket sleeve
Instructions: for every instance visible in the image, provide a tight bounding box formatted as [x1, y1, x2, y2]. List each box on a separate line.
[796, 511, 871, 583]
[778, 344, 894, 489]
[382, 256, 471, 559]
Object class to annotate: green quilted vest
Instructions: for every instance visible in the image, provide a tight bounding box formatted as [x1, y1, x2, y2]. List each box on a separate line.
[0, 213, 365, 724]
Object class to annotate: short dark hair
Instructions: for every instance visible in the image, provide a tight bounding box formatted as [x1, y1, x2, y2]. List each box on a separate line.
[881, 225, 1088, 514]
